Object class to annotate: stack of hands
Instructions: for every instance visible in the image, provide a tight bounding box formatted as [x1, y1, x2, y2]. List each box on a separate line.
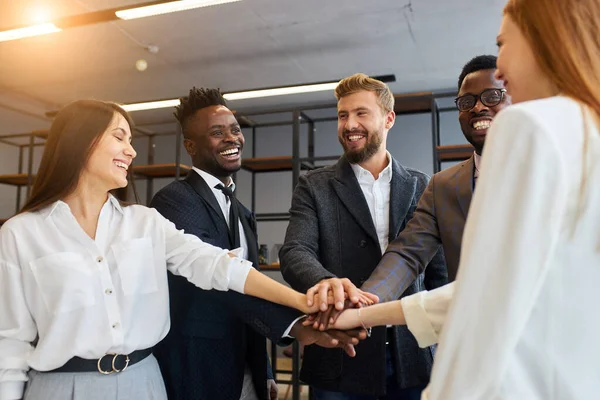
[291, 278, 379, 357]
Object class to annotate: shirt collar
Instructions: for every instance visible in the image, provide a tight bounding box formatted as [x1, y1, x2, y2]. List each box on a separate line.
[192, 166, 235, 192]
[40, 193, 122, 220]
[350, 151, 393, 183]
[473, 151, 482, 178]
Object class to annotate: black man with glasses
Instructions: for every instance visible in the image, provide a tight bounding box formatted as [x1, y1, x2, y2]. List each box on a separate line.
[358, 55, 511, 308]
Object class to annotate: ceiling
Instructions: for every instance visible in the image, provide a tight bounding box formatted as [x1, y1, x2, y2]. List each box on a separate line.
[0, 0, 506, 136]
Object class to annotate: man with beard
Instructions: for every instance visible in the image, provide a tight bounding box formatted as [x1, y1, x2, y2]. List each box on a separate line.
[279, 74, 447, 399]
[360, 55, 510, 315]
[150, 87, 366, 400]
[311, 56, 511, 349]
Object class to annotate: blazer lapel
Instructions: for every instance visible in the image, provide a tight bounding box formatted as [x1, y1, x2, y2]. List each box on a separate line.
[238, 205, 259, 267]
[388, 159, 418, 241]
[453, 156, 475, 218]
[331, 156, 379, 245]
[184, 170, 227, 223]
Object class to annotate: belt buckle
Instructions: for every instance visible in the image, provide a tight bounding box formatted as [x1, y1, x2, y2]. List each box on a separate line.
[97, 353, 130, 374]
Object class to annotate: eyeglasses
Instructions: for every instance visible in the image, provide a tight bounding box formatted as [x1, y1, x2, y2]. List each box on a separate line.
[454, 88, 507, 112]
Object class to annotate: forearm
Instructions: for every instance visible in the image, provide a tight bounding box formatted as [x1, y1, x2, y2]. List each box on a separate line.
[244, 269, 311, 314]
[359, 301, 406, 327]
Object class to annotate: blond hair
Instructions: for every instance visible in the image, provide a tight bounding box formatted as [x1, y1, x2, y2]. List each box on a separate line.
[335, 73, 395, 114]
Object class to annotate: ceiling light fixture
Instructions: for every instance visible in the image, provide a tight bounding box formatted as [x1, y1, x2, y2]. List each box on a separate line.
[120, 75, 396, 112]
[121, 99, 181, 112]
[0, 23, 61, 43]
[115, 0, 243, 20]
[222, 82, 339, 101]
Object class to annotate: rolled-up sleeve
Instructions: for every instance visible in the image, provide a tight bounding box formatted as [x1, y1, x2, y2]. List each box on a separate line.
[159, 211, 252, 293]
[401, 282, 454, 348]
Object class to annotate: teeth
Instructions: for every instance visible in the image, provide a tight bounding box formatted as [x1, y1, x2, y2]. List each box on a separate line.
[114, 161, 128, 170]
[220, 148, 239, 156]
[472, 120, 492, 130]
[348, 135, 364, 141]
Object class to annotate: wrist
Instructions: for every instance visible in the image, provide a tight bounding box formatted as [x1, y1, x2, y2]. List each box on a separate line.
[296, 292, 310, 314]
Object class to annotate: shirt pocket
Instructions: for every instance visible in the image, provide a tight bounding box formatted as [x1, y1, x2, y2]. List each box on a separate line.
[111, 237, 158, 296]
[29, 252, 96, 314]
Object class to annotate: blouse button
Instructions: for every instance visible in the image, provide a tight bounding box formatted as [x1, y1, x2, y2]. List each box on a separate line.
[105, 288, 113, 295]
[97, 256, 103, 263]
[112, 322, 120, 329]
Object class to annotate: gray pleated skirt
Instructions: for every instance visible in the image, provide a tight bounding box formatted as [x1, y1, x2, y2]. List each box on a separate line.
[24, 354, 167, 400]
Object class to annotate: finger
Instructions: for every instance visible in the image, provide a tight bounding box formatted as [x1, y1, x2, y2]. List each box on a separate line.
[329, 279, 346, 310]
[341, 343, 356, 357]
[319, 306, 335, 331]
[302, 315, 317, 326]
[326, 330, 359, 345]
[358, 290, 380, 304]
[306, 285, 318, 307]
[318, 283, 331, 312]
[329, 308, 345, 325]
[341, 278, 361, 304]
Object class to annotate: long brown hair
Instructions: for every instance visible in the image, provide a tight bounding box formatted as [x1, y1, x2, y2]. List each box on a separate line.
[504, 0, 600, 122]
[21, 100, 137, 213]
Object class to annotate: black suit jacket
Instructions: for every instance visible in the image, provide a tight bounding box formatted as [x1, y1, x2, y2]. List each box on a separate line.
[151, 170, 301, 400]
[280, 156, 448, 396]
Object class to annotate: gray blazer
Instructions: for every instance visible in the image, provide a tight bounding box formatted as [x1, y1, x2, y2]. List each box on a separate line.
[363, 156, 475, 302]
[279, 155, 447, 396]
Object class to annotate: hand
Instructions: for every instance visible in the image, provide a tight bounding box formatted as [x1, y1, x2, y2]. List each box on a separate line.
[306, 278, 379, 312]
[267, 379, 278, 400]
[303, 299, 365, 331]
[330, 308, 364, 331]
[290, 321, 367, 357]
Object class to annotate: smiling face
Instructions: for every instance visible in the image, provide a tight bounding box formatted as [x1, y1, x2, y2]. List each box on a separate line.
[184, 105, 244, 179]
[83, 112, 136, 191]
[337, 90, 394, 164]
[457, 69, 510, 155]
[495, 15, 556, 104]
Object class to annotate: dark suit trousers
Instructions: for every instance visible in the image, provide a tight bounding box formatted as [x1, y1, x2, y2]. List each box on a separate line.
[312, 346, 426, 400]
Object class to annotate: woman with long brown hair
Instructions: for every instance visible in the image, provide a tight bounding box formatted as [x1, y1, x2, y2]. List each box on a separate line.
[331, 0, 600, 398]
[0, 100, 371, 400]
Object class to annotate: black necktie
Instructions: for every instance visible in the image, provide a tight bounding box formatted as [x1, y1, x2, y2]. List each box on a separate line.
[215, 184, 241, 248]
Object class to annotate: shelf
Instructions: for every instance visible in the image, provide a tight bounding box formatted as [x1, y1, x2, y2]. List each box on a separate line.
[241, 157, 314, 173]
[394, 92, 433, 114]
[436, 144, 474, 162]
[0, 173, 32, 186]
[133, 163, 191, 178]
[259, 263, 280, 270]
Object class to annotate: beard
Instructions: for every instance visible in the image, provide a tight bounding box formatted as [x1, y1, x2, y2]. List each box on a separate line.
[339, 129, 383, 164]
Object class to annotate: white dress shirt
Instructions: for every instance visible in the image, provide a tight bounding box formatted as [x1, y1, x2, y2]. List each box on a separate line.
[350, 152, 393, 255]
[0, 195, 252, 400]
[419, 96, 600, 400]
[193, 167, 249, 256]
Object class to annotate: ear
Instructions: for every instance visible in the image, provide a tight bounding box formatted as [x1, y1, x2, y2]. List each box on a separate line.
[183, 138, 196, 156]
[385, 110, 396, 130]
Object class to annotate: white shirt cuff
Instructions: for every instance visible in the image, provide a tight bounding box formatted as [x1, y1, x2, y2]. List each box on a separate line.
[226, 257, 253, 294]
[229, 246, 246, 260]
[0, 381, 25, 400]
[401, 291, 440, 348]
[282, 315, 306, 338]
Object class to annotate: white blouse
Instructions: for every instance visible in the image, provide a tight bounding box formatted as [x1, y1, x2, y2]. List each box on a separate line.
[420, 96, 600, 400]
[0, 195, 252, 400]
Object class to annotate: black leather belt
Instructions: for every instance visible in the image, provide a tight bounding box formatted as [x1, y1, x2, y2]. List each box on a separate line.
[50, 348, 153, 374]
